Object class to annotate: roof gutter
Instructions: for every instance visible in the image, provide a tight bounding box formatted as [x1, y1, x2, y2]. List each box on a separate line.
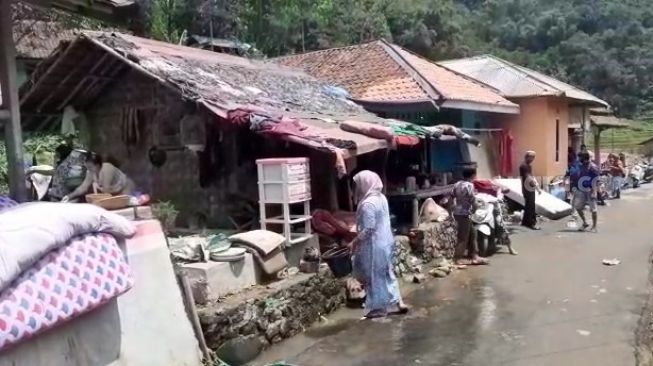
[352, 98, 439, 111]
[440, 99, 520, 115]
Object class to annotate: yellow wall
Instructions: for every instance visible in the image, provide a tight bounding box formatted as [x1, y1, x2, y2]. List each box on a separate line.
[493, 97, 569, 182]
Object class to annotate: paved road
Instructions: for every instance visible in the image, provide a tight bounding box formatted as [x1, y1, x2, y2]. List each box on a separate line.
[253, 185, 653, 366]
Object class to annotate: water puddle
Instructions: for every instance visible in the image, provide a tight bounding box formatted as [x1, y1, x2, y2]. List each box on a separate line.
[304, 318, 359, 338]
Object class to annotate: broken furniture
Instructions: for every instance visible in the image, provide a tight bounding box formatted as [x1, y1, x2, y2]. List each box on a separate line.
[257, 158, 313, 247]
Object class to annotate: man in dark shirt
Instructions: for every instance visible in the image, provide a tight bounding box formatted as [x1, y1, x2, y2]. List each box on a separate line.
[519, 151, 541, 230]
[570, 151, 600, 231]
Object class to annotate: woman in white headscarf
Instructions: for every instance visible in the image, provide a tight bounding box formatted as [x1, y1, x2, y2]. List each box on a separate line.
[349, 170, 408, 318]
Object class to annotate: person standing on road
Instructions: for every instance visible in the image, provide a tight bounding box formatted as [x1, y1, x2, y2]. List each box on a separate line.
[608, 154, 625, 199]
[519, 151, 541, 230]
[349, 170, 408, 319]
[570, 152, 600, 231]
[453, 166, 489, 266]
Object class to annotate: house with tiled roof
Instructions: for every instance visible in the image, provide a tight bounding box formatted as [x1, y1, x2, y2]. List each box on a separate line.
[275, 40, 520, 122]
[19, 32, 432, 225]
[276, 40, 520, 176]
[440, 55, 610, 179]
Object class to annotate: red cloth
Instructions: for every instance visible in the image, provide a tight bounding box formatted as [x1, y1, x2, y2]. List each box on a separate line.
[312, 209, 357, 242]
[340, 120, 394, 141]
[260, 119, 308, 137]
[394, 135, 420, 146]
[473, 179, 500, 197]
[227, 109, 251, 126]
[499, 129, 513, 177]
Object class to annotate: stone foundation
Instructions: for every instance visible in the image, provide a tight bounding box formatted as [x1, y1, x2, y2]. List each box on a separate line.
[394, 218, 457, 279]
[198, 272, 345, 356]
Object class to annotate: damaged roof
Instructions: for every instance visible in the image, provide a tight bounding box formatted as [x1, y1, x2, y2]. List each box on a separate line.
[21, 0, 136, 24]
[439, 55, 609, 107]
[13, 20, 78, 60]
[274, 40, 519, 114]
[20, 32, 369, 127]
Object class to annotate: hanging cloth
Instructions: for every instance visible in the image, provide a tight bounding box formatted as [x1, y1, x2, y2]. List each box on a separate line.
[60, 106, 78, 136]
[499, 129, 514, 177]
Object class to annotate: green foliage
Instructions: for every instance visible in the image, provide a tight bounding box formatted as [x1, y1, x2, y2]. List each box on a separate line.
[18, 0, 653, 126]
[137, 0, 653, 120]
[461, 0, 653, 118]
[152, 200, 179, 232]
[150, 0, 183, 42]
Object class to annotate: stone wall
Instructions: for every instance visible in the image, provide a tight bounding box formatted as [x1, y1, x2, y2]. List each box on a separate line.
[198, 272, 345, 355]
[393, 218, 457, 279]
[83, 70, 343, 227]
[84, 71, 260, 227]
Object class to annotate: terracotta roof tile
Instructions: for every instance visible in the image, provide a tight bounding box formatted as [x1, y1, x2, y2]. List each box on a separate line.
[276, 40, 518, 113]
[278, 42, 428, 102]
[390, 45, 514, 106]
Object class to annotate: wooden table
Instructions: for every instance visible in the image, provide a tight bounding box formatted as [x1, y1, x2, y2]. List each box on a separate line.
[387, 184, 454, 227]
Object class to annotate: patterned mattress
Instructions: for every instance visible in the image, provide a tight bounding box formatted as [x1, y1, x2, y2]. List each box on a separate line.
[0, 233, 133, 351]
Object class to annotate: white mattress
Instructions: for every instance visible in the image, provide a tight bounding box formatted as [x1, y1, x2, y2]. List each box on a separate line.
[496, 179, 573, 220]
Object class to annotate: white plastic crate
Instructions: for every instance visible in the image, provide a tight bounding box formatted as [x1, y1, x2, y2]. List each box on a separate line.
[257, 157, 313, 247]
[260, 180, 311, 203]
[257, 157, 310, 183]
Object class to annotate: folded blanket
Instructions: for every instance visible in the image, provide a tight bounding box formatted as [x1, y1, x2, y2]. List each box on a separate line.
[340, 121, 394, 141]
[0, 203, 136, 291]
[0, 233, 133, 351]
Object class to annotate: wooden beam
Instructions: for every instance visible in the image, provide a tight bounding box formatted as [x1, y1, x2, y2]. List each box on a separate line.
[85, 35, 182, 97]
[0, 0, 27, 201]
[593, 127, 602, 166]
[55, 53, 112, 110]
[33, 52, 106, 112]
[20, 38, 82, 107]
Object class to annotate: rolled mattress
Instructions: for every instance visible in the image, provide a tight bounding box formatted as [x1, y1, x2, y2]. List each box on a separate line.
[496, 178, 572, 220]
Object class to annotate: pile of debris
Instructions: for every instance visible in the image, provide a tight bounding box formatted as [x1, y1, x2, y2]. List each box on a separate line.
[393, 218, 458, 282]
[409, 218, 458, 261]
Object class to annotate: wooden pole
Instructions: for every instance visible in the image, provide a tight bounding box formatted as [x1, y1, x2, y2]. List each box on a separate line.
[0, 0, 27, 201]
[593, 126, 601, 166]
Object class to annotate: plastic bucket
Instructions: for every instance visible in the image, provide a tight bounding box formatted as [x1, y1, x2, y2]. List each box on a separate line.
[321, 247, 352, 278]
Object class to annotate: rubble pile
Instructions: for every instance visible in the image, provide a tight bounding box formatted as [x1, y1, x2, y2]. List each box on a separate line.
[393, 218, 458, 281]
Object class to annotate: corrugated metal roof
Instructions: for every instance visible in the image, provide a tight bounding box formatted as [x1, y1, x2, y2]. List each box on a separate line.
[439, 55, 609, 107]
[275, 40, 519, 114]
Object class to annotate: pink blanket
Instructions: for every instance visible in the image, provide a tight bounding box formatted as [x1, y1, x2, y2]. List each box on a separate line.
[0, 233, 133, 351]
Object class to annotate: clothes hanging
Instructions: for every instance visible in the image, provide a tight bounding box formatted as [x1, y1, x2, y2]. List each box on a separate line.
[500, 129, 514, 177]
[60, 106, 78, 136]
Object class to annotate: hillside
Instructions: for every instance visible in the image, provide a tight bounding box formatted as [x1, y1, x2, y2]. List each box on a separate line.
[135, 0, 653, 120]
[13, 0, 653, 122]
